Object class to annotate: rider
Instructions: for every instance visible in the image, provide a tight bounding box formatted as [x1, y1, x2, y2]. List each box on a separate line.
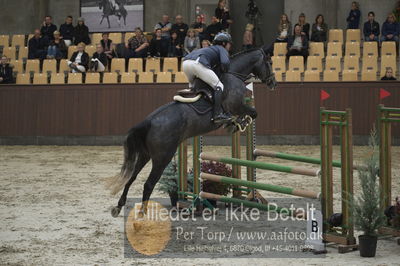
[182, 32, 232, 124]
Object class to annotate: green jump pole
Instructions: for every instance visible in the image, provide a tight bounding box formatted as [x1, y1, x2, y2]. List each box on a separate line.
[254, 149, 364, 170]
[201, 173, 320, 199]
[199, 191, 293, 215]
[200, 153, 320, 177]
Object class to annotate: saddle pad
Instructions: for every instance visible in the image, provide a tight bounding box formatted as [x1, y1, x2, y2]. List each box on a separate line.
[187, 97, 213, 115]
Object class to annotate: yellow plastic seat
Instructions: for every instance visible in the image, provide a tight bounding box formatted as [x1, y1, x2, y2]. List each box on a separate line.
[323, 70, 339, 81]
[33, 73, 48, 84]
[16, 73, 30, 84]
[380, 55, 397, 76]
[10, 60, 23, 74]
[11, 34, 25, 47]
[58, 59, 70, 73]
[91, 33, 102, 45]
[109, 33, 122, 44]
[285, 70, 301, 82]
[128, 58, 143, 73]
[163, 57, 179, 73]
[342, 70, 358, 81]
[306, 56, 322, 71]
[0, 35, 9, 47]
[327, 42, 343, 57]
[42, 59, 57, 74]
[274, 42, 287, 56]
[271, 56, 286, 73]
[85, 72, 100, 84]
[343, 56, 359, 71]
[25, 59, 40, 73]
[68, 73, 82, 84]
[273, 71, 283, 82]
[50, 73, 65, 84]
[156, 72, 172, 83]
[18, 46, 28, 60]
[304, 70, 320, 81]
[2, 47, 16, 60]
[174, 72, 188, 83]
[345, 42, 360, 57]
[111, 58, 126, 73]
[328, 29, 343, 43]
[85, 45, 96, 57]
[381, 42, 397, 56]
[346, 29, 361, 42]
[120, 72, 136, 83]
[309, 42, 325, 58]
[68, 45, 77, 59]
[325, 56, 341, 72]
[138, 72, 154, 83]
[362, 56, 378, 71]
[103, 72, 119, 83]
[288, 56, 304, 72]
[361, 70, 377, 81]
[363, 42, 378, 57]
[145, 57, 161, 73]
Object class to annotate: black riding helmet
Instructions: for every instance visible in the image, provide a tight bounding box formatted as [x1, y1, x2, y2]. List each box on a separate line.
[213, 32, 233, 46]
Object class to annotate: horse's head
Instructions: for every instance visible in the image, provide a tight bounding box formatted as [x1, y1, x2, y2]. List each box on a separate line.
[253, 48, 277, 91]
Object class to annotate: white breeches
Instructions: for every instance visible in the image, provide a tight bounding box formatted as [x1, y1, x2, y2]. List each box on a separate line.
[68, 61, 86, 73]
[92, 58, 106, 72]
[182, 58, 224, 90]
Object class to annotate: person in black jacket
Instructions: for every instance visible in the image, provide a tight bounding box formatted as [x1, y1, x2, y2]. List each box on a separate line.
[59, 16, 74, 46]
[149, 28, 169, 57]
[40, 15, 57, 43]
[74, 18, 91, 45]
[205, 16, 223, 42]
[381, 67, 397, 80]
[295, 13, 310, 40]
[168, 31, 183, 57]
[28, 29, 47, 60]
[215, 0, 232, 30]
[0, 56, 14, 84]
[363, 12, 380, 42]
[287, 25, 309, 60]
[90, 44, 108, 72]
[171, 15, 189, 46]
[68, 42, 89, 73]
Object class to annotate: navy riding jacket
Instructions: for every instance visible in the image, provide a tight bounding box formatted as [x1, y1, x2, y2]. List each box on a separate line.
[184, 45, 230, 72]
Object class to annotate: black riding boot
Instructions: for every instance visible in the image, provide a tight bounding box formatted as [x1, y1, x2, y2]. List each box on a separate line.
[212, 87, 231, 124]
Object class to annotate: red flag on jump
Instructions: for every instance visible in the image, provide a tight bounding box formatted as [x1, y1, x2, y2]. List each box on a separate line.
[380, 88, 391, 100]
[320, 90, 330, 101]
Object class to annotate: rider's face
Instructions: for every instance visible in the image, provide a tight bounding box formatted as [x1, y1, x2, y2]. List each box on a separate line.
[224, 43, 231, 51]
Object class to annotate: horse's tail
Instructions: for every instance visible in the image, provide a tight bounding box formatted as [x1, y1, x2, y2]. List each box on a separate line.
[106, 120, 150, 195]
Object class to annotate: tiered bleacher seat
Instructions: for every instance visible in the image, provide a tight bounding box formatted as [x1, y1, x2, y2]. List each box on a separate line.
[120, 72, 136, 83]
[0, 35, 9, 48]
[59, 59, 70, 73]
[381, 55, 397, 76]
[346, 29, 361, 42]
[3, 47, 16, 60]
[146, 57, 161, 72]
[174, 72, 188, 83]
[138, 72, 154, 83]
[323, 70, 339, 81]
[274, 43, 287, 56]
[18, 46, 28, 60]
[103, 72, 118, 83]
[16, 73, 30, 84]
[33, 73, 48, 84]
[363, 42, 378, 57]
[91, 33, 102, 45]
[327, 42, 343, 57]
[309, 42, 324, 58]
[42, 59, 57, 74]
[110, 58, 126, 73]
[156, 72, 172, 83]
[381, 41, 396, 56]
[285, 70, 301, 82]
[345, 41, 360, 57]
[304, 70, 320, 81]
[328, 29, 343, 43]
[163, 57, 179, 72]
[10, 60, 23, 73]
[85, 72, 100, 84]
[109, 33, 122, 44]
[325, 56, 341, 72]
[25, 59, 40, 73]
[128, 58, 143, 73]
[68, 73, 82, 84]
[50, 73, 65, 84]
[11, 34, 25, 48]
[342, 70, 358, 81]
[288, 56, 304, 72]
[343, 56, 359, 72]
[306, 56, 322, 72]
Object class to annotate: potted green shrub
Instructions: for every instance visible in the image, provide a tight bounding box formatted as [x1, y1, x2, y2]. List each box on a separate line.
[350, 130, 386, 257]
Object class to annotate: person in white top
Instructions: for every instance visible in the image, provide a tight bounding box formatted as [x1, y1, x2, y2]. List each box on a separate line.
[68, 42, 89, 73]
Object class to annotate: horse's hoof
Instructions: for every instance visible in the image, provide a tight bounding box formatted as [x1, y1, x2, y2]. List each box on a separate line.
[111, 206, 121, 217]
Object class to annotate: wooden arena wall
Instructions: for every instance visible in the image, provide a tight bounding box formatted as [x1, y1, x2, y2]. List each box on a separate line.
[0, 82, 399, 145]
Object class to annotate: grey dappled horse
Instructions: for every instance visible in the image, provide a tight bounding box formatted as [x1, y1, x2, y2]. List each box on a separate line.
[108, 48, 277, 217]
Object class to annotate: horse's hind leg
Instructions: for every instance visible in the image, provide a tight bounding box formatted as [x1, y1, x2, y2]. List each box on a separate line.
[140, 149, 176, 213]
[100, 15, 104, 25]
[111, 154, 150, 217]
[107, 17, 111, 28]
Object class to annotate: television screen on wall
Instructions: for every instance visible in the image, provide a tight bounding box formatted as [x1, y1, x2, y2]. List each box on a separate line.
[80, 0, 144, 32]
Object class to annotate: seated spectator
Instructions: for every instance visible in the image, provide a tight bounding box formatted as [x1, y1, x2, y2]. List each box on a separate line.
[149, 28, 169, 57]
[68, 42, 89, 73]
[215, 0, 233, 30]
[0, 56, 14, 84]
[168, 31, 183, 57]
[295, 13, 310, 40]
[381, 67, 397, 80]
[363, 12, 380, 42]
[60, 16, 74, 46]
[311, 14, 328, 42]
[126, 27, 149, 58]
[154, 15, 172, 40]
[28, 29, 47, 60]
[381, 13, 399, 44]
[201, 39, 211, 48]
[184, 29, 200, 55]
[74, 17, 91, 45]
[205, 16, 223, 41]
[265, 14, 291, 56]
[191, 15, 207, 40]
[100, 33, 113, 60]
[90, 44, 108, 72]
[346, 2, 361, 29]
[40, 15, 57, 43]
[287, 25, 309, 60]
[171, 15, 189, 46]
[47, 31, 67, 59]
[242, 23, 254, 50]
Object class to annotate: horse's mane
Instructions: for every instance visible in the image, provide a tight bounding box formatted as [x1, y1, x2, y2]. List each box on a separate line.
[231, 47, 261, 59]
